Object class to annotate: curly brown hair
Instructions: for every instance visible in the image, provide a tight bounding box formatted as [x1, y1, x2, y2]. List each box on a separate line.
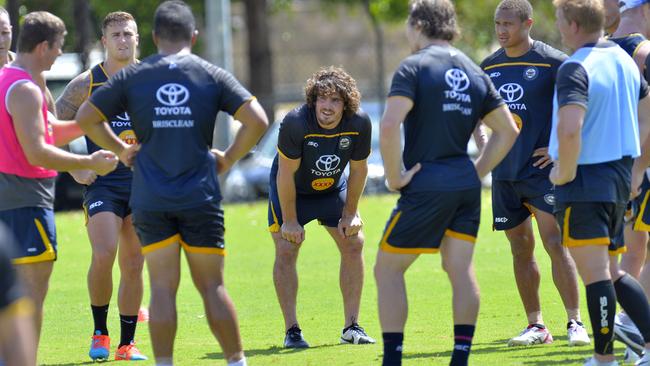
[304, 66, 361, 117]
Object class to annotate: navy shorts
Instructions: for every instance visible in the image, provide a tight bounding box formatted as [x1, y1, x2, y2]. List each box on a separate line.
[131, 199, 225, 256]
[628, 174, 650, 231]
[0, 207, 57, 264]
[83, 184, 131, 220]
[492, 175, 554, 231]
[380, 188, 481, 254]
[555, 201, 626, 255]
[268, 187, 346, 232]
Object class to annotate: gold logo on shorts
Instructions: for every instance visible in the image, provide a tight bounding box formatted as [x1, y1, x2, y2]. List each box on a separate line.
[118, 129, 138, 145]
[311, 178, 334, 191]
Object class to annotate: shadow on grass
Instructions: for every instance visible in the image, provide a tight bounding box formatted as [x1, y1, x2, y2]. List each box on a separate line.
[202, 342, 341, 360]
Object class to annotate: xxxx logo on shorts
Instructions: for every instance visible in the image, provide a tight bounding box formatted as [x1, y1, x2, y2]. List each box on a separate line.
[311, 178, 334, 191]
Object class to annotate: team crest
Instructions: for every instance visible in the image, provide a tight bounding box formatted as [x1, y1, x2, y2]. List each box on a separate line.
[523, 67, 538, 81]
[339, 136, 351, 150]
[543, 194, 555, 206]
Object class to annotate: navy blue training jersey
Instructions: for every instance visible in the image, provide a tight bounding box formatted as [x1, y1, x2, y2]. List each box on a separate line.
[388, 44, 504, 192]
[271, 104, 371, 195]
[85, 63, 134, 187]
[609, 33, 648, 59]
[89, 53, 253, 211]
[481, 41, 567, 181]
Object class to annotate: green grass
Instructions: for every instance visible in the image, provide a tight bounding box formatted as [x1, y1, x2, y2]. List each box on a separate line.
[38, 191, 624, 365]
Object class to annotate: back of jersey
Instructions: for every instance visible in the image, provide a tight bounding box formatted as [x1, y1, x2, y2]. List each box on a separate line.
[388, 44, 503, 192]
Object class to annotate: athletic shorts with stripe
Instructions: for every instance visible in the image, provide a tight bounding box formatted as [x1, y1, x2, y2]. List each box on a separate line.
[267, 184, 346, 232]
[83, 184, 131, 220]
[131, 199, 225, 256]
[0, 222, 33, 315]
[0, 207, 57, 264]
[380, 188, 480, 254]
[628, 174, 650, 231]
[555, 201, 626, 255]
[492, 174, 554, 231]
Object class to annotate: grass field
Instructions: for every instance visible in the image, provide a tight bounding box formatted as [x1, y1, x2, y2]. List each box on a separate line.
[37, 191, 627, 365]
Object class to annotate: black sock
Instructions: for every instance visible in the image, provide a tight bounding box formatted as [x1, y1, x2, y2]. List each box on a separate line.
[586, 280, 616, 355]
[119, 314, 138, 347]
[382, 332, 403, 366]
[615, 273, 650, 342]
[450, 324, 475, 366]
[91, 304, 109, 336]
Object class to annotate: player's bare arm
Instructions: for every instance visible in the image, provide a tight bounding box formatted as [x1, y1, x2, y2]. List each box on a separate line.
[550, 104, 585, 185]
[277, 154, 304, 245]
[474, 105, 518, 178]
[213, 98, 268, 174]
[472, 123, 488, 152]
[632, 95, 650, 198]
[10, 82, 118, 175]
[380, 96, 421, 191]
[55, 70, 91, 120]
[338, 159, 367, 238]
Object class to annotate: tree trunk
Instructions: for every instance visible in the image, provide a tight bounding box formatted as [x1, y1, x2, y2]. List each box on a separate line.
[243, 0, 275, 122]
[6, 0, 18, 52]
[363, 0, 385, 115]
[74, 0, 92, 69]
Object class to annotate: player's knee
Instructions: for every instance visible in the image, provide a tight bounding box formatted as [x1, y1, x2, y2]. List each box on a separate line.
[509, 237, 535, 260]
[91, 247, 117, 268]
[340, 237, 364, 256]
[275, 243, 299, 263]
[120, 256, 144, 279]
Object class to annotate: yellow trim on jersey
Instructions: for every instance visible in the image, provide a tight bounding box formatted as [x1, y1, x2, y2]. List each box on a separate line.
[180, 239, 226, 256]
[1, 297, 34, 317]
[379, 211, 439, 254]
[632, 40, 650, 59]
[12, 218, 56, 265]
[561, 207, 610, 247]
[634, 191, 650, 231]
[233, 96, 257, 117]
[483, 62, 552, 71]
[98, 62, 110, 79]
[87, 101, 109, 122]
[609, 247, 628, 256]
[444, 229, 476, 244]
[277, 147, 298, 161]
[269, 201, 281, 233]
[304, 132, 359, 139]
[142, 234, 181, 255]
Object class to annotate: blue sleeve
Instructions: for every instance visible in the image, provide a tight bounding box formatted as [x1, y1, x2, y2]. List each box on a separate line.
[88, 68, 127, 119]
[213, 69, 253, 116]
[277, 111, 304, 160]
[556, 62, 589, 108]
[388, 58, 417, 100]
[351, 113, 372, 161]
[479, 73, 504, 118]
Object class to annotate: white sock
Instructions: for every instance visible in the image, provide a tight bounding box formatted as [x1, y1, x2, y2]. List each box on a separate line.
[228, 357, 247, 366]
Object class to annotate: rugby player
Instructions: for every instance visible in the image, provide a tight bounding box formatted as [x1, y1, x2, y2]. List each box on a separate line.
[270, 66, 374, 348]
[551, 0, 650, 364]
[480, 0, 587, 347]
[0, 223, 36, 366]
[375, 1, 518, 365]
[0, 11, 118, 350]
[73, 1, 268, 365]
[604, 0, 650, 359]
[55, 11, 147, 361]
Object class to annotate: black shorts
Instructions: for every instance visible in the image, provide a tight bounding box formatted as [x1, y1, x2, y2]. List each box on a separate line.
[492, 175, 554, 231]
[629, 174, 650, 231]
[380, 188, 481, 254]
[555, 201, 626, 255]
[131, 200, 225, 256]
[267, 187, 346, 232]
[0, 207, 57, 264]
[83, 184, 131, 220]
[0, 223, 25, 311]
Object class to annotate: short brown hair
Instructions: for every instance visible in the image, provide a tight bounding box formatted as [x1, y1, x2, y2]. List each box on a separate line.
[496, 0, 533, 21]
[102, 11, 137, 35]
[17, 11, 66, 53]
[304, 66, 361, 117]
[408, 0, 459, 42]
[553, 0, 605, 33]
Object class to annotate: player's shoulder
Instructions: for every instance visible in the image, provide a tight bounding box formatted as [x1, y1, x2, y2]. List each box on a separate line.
[282, 104, 309, 129]
[480, 48, 507, 69]
[348, 109, 372, 131]
[530, 41, 568, 64]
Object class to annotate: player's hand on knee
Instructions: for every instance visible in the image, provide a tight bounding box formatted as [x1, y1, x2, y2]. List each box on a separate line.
[281, 220, 305, 245]
[386, 163, 421, 191]
[338, 213, 363, 238]
[89, 150, 119, 176]
[532, 147, 552, 169]
[69, 169, 97, 185]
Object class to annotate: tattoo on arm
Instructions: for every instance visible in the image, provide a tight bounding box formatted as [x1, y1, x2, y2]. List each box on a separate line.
[55, 72, 90, 120]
